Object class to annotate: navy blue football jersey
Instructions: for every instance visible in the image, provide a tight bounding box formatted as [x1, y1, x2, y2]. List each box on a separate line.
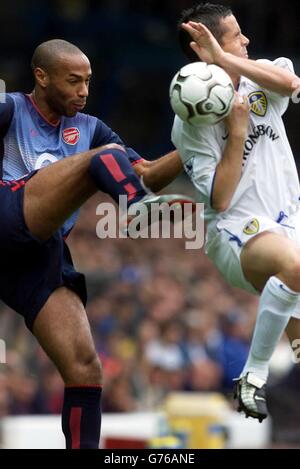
[0, 92, 143, 235]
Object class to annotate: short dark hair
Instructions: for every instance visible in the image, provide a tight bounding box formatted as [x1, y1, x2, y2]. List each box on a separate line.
[178, 3, 233, 61]
[31, 39, 84, 73]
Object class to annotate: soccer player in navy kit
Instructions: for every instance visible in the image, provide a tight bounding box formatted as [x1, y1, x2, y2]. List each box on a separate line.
[0, 39, 185, 448]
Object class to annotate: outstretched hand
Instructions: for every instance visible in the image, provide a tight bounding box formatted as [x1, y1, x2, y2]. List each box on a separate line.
[181, 21, 225, 65]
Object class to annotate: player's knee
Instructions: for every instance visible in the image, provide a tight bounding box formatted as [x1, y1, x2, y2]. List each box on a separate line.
[80, 352, 103, 384]
[89, 147, 130, 193]
[284, 256, 300, 292]
[90, 146, 127, 169]
[87, 353, 103, 384]
[100, 143, 125, 153]
[67, 350, 103, 386]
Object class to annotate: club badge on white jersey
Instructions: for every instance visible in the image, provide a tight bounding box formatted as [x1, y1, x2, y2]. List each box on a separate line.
[248, 91, 268, 117]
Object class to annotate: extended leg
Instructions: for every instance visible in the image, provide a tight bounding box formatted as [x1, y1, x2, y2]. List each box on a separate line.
[33, 287, 102, 449]
[24, 144, 146, 240]
[23, 144, 192, 241]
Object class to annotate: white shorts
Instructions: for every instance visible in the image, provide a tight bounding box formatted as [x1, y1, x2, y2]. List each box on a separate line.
[205, 210, 300, 318]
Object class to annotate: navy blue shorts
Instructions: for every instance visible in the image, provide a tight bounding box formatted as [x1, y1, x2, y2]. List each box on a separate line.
[0, 174, 87, 331]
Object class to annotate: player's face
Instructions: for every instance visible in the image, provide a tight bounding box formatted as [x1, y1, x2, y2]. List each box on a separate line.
[219, 15, 249, 59]
[46, 54, 92, 117]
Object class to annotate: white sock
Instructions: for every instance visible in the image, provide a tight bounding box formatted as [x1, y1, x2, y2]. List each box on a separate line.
[241, 276, 299, 381]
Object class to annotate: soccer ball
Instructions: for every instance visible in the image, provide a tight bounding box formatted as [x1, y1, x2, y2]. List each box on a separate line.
[170, 62, 235, 126]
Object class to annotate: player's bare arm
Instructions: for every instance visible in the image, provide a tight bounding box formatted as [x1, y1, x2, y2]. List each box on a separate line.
[182, 20, 300, 96]
[219, 56, 300, 97]
[212, 93, 249, 213]
[134, 150, 183, 192]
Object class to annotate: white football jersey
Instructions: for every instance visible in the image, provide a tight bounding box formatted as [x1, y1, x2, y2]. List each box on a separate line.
[171, 58, 299, 233]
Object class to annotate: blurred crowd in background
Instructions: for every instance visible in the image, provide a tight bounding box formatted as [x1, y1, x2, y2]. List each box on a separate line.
[0, 0, 300, 444]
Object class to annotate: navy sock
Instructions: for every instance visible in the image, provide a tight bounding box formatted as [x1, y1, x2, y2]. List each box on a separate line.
[62, 386, 102, 449]
[89, 148, 147, 207]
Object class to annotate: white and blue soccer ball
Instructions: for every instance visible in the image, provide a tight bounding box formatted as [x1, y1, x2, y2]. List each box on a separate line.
[170, 62, 235, 126]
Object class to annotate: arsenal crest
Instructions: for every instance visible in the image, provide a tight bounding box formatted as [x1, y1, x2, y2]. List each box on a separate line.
[62, 127, 80, 145]
[248, 91, 268, 117]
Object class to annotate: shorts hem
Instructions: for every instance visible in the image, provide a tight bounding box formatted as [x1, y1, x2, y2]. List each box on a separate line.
[24, 280, 87, 332]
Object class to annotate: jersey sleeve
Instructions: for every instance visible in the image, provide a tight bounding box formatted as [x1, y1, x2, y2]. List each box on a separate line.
[90, 118, 144, 166]
[172, 117, 220, 207]
[256, 57, 294, 116]
[0, 95, 15, 138]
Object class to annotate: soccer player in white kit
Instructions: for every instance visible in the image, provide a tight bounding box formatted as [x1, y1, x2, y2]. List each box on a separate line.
[172, 3, 300, 421]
